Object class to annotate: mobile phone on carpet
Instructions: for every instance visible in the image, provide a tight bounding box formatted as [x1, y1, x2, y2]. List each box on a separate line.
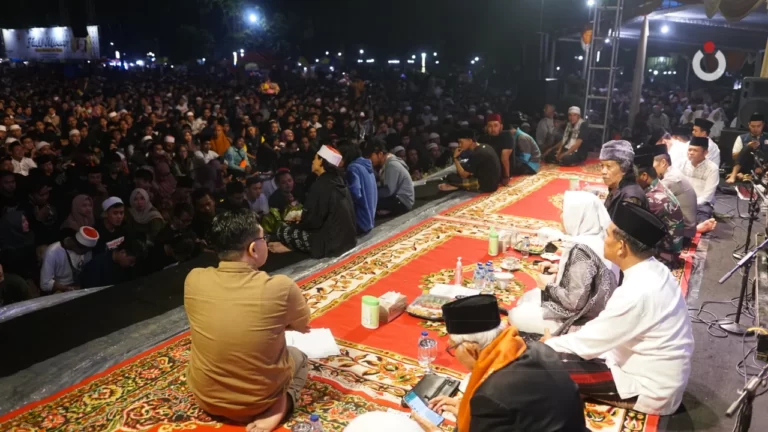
[403, 390, 445, 426]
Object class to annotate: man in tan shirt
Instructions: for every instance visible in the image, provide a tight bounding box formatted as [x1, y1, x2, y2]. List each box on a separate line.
[185, 210, 310, 431]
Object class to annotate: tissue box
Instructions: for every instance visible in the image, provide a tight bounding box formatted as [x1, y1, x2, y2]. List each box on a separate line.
[378, 292, 408, 323]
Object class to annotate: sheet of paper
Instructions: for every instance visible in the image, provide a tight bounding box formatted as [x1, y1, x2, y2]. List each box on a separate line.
[429, 284, 480, 298]
[285, 328, 341, 359]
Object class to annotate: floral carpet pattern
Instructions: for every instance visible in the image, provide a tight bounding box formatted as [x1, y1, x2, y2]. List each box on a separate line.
[1, 163, 676, 432]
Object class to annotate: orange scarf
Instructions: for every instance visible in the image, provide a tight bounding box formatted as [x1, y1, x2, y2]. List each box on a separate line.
[458, 327, 527, 432]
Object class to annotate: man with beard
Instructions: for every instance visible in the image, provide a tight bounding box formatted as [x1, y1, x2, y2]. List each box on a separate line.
[191, 187, 219, 242]
[478, 114, 513, 186]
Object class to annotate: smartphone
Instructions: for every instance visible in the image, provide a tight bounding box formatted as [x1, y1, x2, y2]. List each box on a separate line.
[403, 391, 445, 426]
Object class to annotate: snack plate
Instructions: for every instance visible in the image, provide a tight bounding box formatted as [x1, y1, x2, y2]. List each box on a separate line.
[406, 294, 453, 321]
[541, 253, 560, 261]
[513, 241, 545, 255]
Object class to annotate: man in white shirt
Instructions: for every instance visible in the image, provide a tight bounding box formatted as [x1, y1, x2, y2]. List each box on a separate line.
[727, 113, 768, 183]
[544, 201, 694, 415]
[690, 118, 720, 167]
[246, 176, 269, 215]
[40, 227, 99, 293]
[536, 104, 556, 149]
[9, 141, 37, 176]
[677, 137, 719, 223]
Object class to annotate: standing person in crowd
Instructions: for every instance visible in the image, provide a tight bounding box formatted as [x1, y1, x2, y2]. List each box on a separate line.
[408, 295, 587, 432]
[549, 107, 589, 166]
[245, 177, 269, 216]
[536, 103, 556, 150]
[543, 202, 693, 416]
[510, 123, 541, 175]
[270, 146, 357, 258]
[126, 188, 165, 241]
[439, 129, 501, 193]
[94, 197, 130, 253]
[727, 113, 768, 183]
[634, 148, 684, 264]
[81, 239, 142, 288]
[678, 137, 719, 223]
[40, 227, 99, 293]
[186, 210, 310, 431]
[364, 141, 414, 217]
[61, 194, 95, 238]
[599, 140, 649, 215]
[340, 142, 377, 234]
[478, 113, 513, 185]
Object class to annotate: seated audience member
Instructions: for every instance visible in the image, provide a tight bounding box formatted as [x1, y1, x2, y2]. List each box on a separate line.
[268, 169, 304, 214]
[405, 147, 430, 180]
[186, 210, 310, 430]
[220, 181, 250, 212]
[171, 144, 197, 180]
[151, 204, 198, 271]
[40, 227, 99, 293]
[364, 141, 415, 217]
[634, 148, 684, 263]
[677, 137, 719, 223]
[9, 140, 37, 176]
[133, 168, 158, 202]
[61, 194, 95, 238]
[653, 146, 715, 236]
[126, 188, 165, 242]
[510, 123, 541, 174]
[0, 210, 38, 284]
[246, 176, 269, 216]
[270, 146, 357, 258]
[439, 129, 502, 193]
[689, 118, 720, 167]
[21, 178, 59, 248]
[151, 231, 197, 271]
[727, 113, 768, 183]
[510, 191, 618, 335]
[224, 136, 252, 176]
[94, 196, 131, 253]
[544, 202, 693, 415]
[410, 295, 586, 432]
[599, 140, 649, 214]
[478, 114, 514, 185]
[340, 142, 377, 234]
[0, 170, 20, 215]
[426, 142, 452, 169]
[549, 107, 589, 166]
[536, 103, 557, 150]
[191, 188, 219, 241]
[1, 263, 36, 305]
[81, 239, 142, 288]
[194, 140, 220, 164]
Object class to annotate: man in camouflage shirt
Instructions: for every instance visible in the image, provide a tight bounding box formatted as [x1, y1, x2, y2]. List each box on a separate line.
[635, 148, 684, 265]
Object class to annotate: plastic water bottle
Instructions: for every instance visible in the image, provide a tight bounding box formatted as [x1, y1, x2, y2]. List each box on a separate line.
[488, 227, 499, 256]
[485, 261, 495, 292]
[473, 263, 486, 290]
[309, 414, 324, 432]
[418, 331, 438, 373]
[521, 236, 531, 259]
[454, 257, 463, 286]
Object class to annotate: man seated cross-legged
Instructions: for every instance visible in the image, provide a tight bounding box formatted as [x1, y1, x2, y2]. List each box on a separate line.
[185, 210, 311, 431]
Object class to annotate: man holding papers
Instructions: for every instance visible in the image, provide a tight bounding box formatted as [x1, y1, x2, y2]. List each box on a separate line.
[185, 210, 311, 432]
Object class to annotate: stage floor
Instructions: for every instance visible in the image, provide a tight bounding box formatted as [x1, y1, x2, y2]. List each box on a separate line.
[1, 166, 765, 431]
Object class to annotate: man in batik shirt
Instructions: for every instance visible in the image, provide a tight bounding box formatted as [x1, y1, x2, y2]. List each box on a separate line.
[634, 148, 684, 265]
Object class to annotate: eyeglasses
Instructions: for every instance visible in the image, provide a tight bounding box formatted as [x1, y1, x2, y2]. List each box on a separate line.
[445, 341, 468, 358]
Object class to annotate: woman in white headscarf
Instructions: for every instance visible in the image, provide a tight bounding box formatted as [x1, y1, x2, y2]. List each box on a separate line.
[708, 108, 727, 141]
[126, 188, 165, 241]
[510, 191, 618, 335]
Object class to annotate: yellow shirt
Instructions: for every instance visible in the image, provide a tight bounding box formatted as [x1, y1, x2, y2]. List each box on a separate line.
[185, 261, 310, 421]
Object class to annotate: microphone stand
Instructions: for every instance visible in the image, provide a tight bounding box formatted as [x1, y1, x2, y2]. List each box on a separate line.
[725, 363, 768, 432]
[719, 177, 766, 335]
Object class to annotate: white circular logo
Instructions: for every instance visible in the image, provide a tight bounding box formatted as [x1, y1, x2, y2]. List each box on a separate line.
[692, 41, 726, 82]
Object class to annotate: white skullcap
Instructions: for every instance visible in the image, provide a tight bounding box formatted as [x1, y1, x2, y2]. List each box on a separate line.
[119, 109, 128, 114]
[426, 142, 439, 151]
[448, 141, 459, 148]
[75, 226, 99, 248]
[142, 135, 154, 143]
[392, 146, 406, 155]
[35, 141, 51, 150]
[108, 112, 118, 118]
[186, 111, 195, 117]
[340, 107, 348, 114]
[0, 125, 6, 132]
[5, 137, 18, 144]
[568, 106, 582, 115]
[317, 145, 343, 167]
[69, 129, 81, 136]
[102, 196, 124, 211]
[343, 412, 423, 432]
[165, 135, 176, 143]
[428, 132, 440, 140]
[9, 124, 21, 131]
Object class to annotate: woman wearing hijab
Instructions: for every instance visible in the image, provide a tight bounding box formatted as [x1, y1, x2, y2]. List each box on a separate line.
[126, 188, 165, 242]
[509, 191, 618, 336]
[61, 194, 95, 237]
[707, 108, 727, 141]
[171, 144, 197, 180]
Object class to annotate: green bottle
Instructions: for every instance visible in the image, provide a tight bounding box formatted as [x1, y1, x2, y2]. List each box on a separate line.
[489, 227, 499, 256]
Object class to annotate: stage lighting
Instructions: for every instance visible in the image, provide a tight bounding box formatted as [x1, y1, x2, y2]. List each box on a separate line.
[475, 56, 480, 61]
[471, 60, 476, 65]
[578, 55, 584, 61]
[325, 51, 329, 55]
[653, 70, 658, 75]
[249, 13, 257, 23]
[587, 0, 595, 6]
[433, 52, 438, 57]
[661, 25, 669, 34]
[556, 66, 560, 70]
[359, 49, 364, 54]
[338, 52, 342, 56]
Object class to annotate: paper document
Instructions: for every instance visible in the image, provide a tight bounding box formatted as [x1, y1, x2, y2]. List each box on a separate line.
[285, 328, 341, 359]
[429, 284, 480, 298]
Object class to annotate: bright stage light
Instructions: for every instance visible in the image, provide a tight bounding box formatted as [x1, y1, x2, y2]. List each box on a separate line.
[471, 60, 476, 65]
[338, 52, 342, 56]
[475, 56, 480, 61]
[653, 70, 658, 75]
[661, 25, 669, 34]
[359, 49, 364, 54]
[249, 13, 257, 23]
[433, 52, 438, 57]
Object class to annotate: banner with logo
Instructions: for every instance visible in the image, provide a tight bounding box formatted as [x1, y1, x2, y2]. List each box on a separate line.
[2, 26, 100, 60]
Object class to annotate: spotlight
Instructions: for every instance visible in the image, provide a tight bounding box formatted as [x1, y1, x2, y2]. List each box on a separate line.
[412, 55, 416, 59]
[435, 61, 440, 64]
[556, 66, 560, 71]
[338, 52, 342, 56]
[471, 60, 476, 65]
[359, 49, 364, 54]
[474, 56, 480, 61]
[578, 55, 584, 61]
[248, 13, 257, 23]
[325, 51, 329, 55]
[661, 25, 669, 34]
[433, 52, 438, 57]
[587, 0, 595, 6]
[653, 70, 658, 75]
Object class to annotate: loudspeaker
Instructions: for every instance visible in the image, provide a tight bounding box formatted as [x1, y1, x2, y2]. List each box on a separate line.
[737, 77, 768, 128]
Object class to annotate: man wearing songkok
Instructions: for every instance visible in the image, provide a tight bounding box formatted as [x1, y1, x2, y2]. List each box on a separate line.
[544, 202, 694, 415]
[186, 210, 310, 431]
[678, 136, 719, 223]
[409, 295, 587, 432]
[634, 147, 684, 263]
[689, 117, 720, 167]
[439, 129, 501, 193]
[600, 140, 648, 215]
[652, 144, 703, 239]
[478, 113, 514, 185]
[727, 112, 768, 183]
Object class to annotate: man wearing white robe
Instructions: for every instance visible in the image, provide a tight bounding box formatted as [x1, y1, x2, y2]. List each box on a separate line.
[543, 201, 694, 416]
